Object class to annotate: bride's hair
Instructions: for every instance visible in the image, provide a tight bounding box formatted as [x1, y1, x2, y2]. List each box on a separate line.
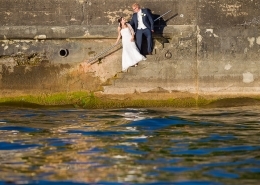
[118, 17, 126, 28]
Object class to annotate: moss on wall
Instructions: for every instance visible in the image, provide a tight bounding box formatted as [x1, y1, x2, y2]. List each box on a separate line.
[0, 91, 259, 109]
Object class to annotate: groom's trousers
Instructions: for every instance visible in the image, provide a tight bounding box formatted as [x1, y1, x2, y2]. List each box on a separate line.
[136, 28, 153, 54]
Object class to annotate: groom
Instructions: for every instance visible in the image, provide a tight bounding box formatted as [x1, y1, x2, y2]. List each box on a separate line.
[130, 3, 154, 55]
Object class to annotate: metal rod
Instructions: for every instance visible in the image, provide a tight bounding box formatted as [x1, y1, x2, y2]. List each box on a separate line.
[87, 42, 121, 64]
[153, 10, 172, 22]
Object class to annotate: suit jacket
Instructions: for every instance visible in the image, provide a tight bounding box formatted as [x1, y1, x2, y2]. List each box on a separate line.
[130, 9, 154, 32]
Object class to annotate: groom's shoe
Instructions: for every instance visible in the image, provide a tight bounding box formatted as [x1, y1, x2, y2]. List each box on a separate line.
[147, 52, 152, 55]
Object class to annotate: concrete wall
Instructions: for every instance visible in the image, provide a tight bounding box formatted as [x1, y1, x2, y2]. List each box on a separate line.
[0, 0, 259, 96]
[197, 0, 260, 94]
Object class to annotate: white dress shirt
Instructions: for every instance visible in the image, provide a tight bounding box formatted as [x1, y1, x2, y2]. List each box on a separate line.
[137, 9, 147, 30]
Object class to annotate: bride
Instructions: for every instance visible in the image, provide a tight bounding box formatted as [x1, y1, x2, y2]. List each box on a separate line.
[115, 17, 146, 72]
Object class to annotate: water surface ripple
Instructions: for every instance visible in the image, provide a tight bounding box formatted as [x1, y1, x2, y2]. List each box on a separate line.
[0, 106, 259, 185]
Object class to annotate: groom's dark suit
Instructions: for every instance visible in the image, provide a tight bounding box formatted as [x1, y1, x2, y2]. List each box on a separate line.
[130, 8, 154, 55]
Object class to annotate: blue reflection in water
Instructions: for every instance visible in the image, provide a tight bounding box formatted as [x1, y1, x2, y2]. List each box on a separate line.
[205, 169, 239, 179]
[0, 126, 40, 132]
[0, 142, 40, 150]
[0, 107, 259, 185]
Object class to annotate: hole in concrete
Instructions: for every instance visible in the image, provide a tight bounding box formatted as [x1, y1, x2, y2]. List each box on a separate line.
[59, 49, 69, 57]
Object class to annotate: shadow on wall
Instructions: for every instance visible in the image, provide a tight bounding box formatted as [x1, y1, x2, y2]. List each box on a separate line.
[140, 9, 178, 54]
[151, 9, 178, 34]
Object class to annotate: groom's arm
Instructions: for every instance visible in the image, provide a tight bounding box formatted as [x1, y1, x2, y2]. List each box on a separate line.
[145, 9, 154, 32]
[129, 15, 135, 29]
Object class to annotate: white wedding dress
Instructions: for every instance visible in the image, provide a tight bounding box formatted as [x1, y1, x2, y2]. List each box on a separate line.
[120, 27, 146, 71]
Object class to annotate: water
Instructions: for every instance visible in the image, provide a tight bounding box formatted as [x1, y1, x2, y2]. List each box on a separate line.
[0, 106, 260, 185]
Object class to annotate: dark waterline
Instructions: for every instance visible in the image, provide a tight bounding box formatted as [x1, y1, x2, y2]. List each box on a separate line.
[0, 106, 260, 185]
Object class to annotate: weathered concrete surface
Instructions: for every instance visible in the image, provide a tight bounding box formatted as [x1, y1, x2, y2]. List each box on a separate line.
[0, 0, 260, 98]
[197, 0, 260, 95]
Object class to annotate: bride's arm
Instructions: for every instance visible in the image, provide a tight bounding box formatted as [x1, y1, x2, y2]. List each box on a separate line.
[126, 23, 135, 42]
[115, 27, 122, 44]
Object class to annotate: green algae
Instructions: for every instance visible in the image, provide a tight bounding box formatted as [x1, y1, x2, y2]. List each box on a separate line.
[0, 92, 259, 109]
[202, 97, 260, 108]
[0, 92, 84, 108]
[0, 92, 203, 109]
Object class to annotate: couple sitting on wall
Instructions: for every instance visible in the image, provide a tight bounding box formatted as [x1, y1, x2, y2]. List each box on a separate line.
[115, 3, 154, 72]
